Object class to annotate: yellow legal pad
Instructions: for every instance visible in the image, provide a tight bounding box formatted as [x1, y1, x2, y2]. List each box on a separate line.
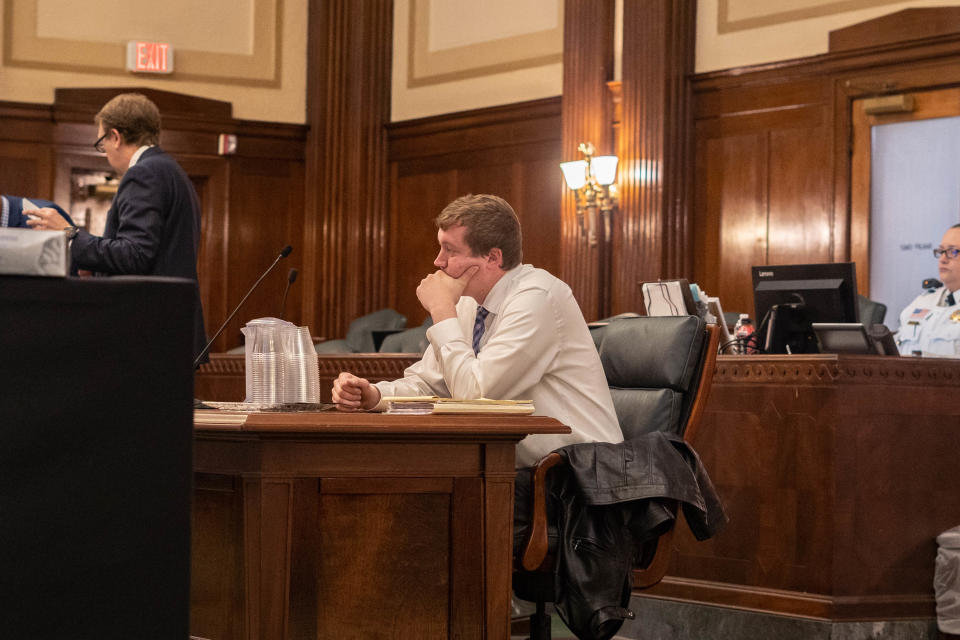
[384, 396, 535, 415]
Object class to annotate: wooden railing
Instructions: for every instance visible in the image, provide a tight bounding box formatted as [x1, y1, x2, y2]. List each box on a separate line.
[194, 352, 421, 403]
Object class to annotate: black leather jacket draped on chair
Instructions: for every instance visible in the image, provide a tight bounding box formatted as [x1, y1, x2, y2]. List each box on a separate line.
[522, 431, 727, 640]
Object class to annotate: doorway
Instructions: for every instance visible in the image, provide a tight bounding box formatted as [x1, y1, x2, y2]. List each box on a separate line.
[850, 86, 960, 331]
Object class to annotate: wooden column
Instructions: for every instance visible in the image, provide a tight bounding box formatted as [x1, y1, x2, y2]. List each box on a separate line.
[303, 0, 393, 340]
[615, 0, 696, 313]
[560, 0, 615, 321]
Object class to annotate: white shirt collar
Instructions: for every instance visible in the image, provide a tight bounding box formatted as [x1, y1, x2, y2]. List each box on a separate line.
[128, 145, 154, 169]
[477, 264, 524, 316]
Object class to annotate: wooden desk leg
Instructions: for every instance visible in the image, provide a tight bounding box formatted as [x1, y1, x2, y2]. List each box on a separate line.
[244, 477, 294, 640]
[484, 443, 519, 640]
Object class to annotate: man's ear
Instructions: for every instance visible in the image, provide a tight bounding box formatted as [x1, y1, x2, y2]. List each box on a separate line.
[487, 247, 504, 269]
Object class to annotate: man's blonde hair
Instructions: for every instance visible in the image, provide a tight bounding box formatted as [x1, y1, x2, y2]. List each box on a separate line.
[435, 194, 522, 269]
[95, 93, 161, 146]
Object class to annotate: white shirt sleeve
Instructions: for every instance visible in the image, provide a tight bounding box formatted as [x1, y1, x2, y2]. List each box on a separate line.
[428, 288, 560, 400]
[373, 340, 450, 408]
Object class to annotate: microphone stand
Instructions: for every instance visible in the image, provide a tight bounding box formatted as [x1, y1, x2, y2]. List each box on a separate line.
[193, 245, 293, 369]
[279, 268, 298, 320]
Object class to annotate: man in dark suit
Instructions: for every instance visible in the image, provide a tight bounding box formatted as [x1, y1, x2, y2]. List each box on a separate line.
[27, 93, 207, 361]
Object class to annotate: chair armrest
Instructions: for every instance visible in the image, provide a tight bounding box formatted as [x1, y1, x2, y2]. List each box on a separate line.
[683, 324, 719, 444]
[632, 505, 679, 588]
[519, 452, 565, 571]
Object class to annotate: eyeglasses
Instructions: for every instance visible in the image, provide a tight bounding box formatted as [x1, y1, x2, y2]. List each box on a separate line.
[93, 132, 109, 153]
[933, 247, 960, 259]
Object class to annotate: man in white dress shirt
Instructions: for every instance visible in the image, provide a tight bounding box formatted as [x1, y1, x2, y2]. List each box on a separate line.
[897, 223, 960, 357]
[332, 193, 622, 467]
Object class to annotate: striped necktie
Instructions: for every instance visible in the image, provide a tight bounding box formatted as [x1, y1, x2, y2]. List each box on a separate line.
[472, 306, 489, 354]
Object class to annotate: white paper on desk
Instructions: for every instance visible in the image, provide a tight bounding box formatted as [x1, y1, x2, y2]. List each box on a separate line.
[0, 227, 68, 276]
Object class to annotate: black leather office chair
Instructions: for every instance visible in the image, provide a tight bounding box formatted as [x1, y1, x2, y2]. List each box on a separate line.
[513, 315, 720, 640]
[314, 308, 407, 353]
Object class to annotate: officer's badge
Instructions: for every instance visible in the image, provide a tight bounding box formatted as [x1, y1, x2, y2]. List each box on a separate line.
[951, 309, 960, 323]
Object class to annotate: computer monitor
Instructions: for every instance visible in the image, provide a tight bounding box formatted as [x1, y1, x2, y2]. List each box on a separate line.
[751, 262, 859, 354]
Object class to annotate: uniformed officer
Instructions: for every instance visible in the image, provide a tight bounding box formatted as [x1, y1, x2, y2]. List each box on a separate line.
[897, 223, 960, 357]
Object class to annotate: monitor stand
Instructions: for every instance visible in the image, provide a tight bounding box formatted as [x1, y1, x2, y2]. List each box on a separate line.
[763, 303, 819, 354]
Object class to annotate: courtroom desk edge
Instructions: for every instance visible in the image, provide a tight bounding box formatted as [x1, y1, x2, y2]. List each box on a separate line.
[194, 410, 571, 437]
[714, 352, 960, 387]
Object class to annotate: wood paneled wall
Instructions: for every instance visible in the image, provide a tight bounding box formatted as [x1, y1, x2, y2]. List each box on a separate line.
[0, 102, 55, 199]
[0, 89, 306, 353]
[386, 99, 563, 326]
[560, 0, 615, 320]
[616, 0, 696, 314]
[303, 0, 393, 342]
[690, 10, 960, 317]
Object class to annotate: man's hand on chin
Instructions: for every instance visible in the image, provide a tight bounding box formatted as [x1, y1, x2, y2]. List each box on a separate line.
[417, 265, 479, 322]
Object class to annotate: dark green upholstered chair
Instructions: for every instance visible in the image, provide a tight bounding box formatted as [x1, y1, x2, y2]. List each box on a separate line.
[857, 294, 887, 326]
[314, 308, 407, 353]
[378, 317, 433, 354]
[513, 315, 720, 640]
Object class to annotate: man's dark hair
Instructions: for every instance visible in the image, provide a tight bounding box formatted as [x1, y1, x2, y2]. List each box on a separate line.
[95, 93, 161, 146]
[435, 194, 522, 270]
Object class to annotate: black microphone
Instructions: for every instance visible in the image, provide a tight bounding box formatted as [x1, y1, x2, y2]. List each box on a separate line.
[193, 245, 293, 369]
[279, 268, 298, 320]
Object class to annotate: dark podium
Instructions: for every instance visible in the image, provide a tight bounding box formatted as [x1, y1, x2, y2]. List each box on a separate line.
[0, 276, 196, 639]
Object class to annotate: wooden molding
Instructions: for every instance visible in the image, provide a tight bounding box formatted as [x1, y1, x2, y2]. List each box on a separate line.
[829, 7, 960, 54]
[694, 33, 960, 92]
[53, 87, 232, 121]
[195, 353, 421, 403]
[645, 577, 935, 621]
[387, 97, 561, 161]
[714, 354, 960, 387]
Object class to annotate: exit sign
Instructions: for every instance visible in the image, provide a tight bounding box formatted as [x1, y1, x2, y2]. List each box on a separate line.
[126, 41, 174, 74]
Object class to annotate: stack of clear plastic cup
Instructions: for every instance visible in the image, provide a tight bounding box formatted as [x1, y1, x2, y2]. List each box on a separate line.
[282, 326, 320, 403]
[242, 318, 320, 405]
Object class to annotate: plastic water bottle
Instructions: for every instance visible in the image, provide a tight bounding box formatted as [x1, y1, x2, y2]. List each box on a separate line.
[734, 313, 756, 355]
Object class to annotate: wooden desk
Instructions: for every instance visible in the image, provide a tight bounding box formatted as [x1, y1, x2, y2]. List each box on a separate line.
[650, 354, 960, 621]
[191, 411, 569, 640]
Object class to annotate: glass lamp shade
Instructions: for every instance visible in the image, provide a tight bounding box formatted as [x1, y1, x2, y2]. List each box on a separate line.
[592, 155, 619, 185]
[560, 160, 588, 190]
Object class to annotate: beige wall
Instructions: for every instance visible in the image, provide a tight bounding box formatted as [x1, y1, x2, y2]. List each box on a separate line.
[6, 0, 955, 126]
[0, 0, 307, 123]
[393, 0, 960, 123]
[696, 0, 960, 73]
[391, 0, 564, 122]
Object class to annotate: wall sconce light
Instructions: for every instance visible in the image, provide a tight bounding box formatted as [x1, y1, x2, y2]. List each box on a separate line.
[559, 142, 619, 247]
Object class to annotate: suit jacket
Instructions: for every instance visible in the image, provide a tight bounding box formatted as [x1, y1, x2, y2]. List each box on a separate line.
[1, 195, 73, 228]
[70, 147, 207, 361]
